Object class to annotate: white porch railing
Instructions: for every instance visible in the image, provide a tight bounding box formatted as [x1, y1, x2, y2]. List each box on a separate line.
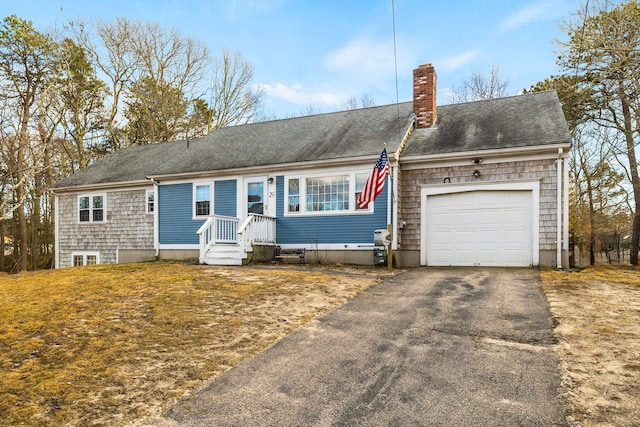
[197, 214, 276, 260]
[238, 214, 276, 256]
[197, 215, 240, 255]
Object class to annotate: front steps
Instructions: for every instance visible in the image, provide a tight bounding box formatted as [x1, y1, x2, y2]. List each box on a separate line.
[200, 244, 244, 266]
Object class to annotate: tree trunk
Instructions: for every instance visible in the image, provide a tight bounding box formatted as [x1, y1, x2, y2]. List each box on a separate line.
[588, 183, 596, 265]
[619, 90, 640, 265]
[17, 135, 28, 272]
[16, 90, 33, 272]
[0, 220, 4, 272]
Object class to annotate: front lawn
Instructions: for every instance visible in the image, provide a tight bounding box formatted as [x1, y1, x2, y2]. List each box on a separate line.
[541, 265, 640, 426]
[0, 262, 380, 426]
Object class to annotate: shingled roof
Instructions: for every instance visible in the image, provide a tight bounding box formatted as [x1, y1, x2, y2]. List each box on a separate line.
[52, 90, 570, 191]
[53, 102, 414, 189]
[402, 90, 571, 157]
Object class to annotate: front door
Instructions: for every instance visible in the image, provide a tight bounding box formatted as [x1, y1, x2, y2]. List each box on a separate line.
[246, 177, 266, 215]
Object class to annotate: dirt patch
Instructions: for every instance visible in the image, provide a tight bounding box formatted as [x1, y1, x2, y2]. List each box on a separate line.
[0, 262, 395, 426]
[541, 266, 640, 426]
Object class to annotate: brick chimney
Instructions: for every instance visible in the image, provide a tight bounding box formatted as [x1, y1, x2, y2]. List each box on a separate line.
[413, 63, 437, 128]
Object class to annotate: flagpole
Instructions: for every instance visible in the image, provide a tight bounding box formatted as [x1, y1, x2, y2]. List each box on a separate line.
[387, 168, 393, 270]
[386, 146, 393, 270]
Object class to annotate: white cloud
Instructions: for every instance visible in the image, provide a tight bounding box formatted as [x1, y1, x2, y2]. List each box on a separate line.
[256, 82, 340, 106]
[324, 37, 397, 81]
[498, 2, 554, 32]
[440, 50, 480, 70]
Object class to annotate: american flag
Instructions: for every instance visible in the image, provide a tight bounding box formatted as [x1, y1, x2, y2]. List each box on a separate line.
[358, 148, 389, 209]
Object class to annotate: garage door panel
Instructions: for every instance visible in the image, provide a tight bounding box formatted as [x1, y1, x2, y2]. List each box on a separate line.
[426, 190, 532, 267]
[452, 230, 475, 242]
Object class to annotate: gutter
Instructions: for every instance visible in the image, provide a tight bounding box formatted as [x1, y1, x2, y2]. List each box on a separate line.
[146, 154, 397, 182]
[400, 142, 572, 165]
[51, 179, 151, 193]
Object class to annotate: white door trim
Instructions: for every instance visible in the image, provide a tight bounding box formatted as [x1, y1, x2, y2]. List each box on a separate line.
[420, 180, 540, 266]
[243, 176, 270, 219]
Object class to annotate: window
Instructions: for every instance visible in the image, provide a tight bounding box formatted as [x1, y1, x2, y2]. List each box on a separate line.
[285, 171, 374, 215]
[194, 184, 211, 217]
[306, 175, 349, 212]
[72, 252, 100, 266]
[146, 190, 154, 213]
[78, 194, 105, 223]
[288, 178, 300, 212]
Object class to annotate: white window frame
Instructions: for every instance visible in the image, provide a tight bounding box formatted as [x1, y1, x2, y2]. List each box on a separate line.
[78, 193, 106, 223]
[146, 189, 155, 214]
[284, 170, 374, 216]
[193, 182, 212, 218]
[71, 251, 100, 266]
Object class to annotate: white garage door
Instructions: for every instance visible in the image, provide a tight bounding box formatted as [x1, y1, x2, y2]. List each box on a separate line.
[426, 190, 532, 267]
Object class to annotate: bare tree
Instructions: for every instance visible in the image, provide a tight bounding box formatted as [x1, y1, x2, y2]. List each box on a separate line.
[341, 93, 376, 110]
[69, 17, 139, 151]
[208, 49, 264, 130]
[447, 65, 510, 103]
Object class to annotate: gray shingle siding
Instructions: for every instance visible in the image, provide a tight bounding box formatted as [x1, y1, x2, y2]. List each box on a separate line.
[397, 159, 559, 253]
[57, 189, 154, 267]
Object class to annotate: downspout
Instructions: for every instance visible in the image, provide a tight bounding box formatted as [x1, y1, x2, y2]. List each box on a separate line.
[557, 148, 563, 269]
[563, 153, 569, 267]
[391, 162, 399, 251]
[151, 178, 160, 258]
[387, 164, 392, 231]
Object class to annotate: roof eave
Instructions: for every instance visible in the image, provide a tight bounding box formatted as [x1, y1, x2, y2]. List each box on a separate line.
[400, 142, 572, 165]
[50, 179, 151, 194]
[146, 153, 399, 181]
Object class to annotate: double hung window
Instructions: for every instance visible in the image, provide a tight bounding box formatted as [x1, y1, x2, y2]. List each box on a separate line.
[146, 190, 154, 213]
[194, 184, 211, 217]
[78, 194, 105, 223]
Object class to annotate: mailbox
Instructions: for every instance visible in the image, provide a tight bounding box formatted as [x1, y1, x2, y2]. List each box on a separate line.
[374, 229, 391, 246]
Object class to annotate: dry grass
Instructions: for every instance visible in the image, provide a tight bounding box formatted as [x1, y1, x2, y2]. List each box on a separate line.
[541, 265, 640, 426]
[5, 262, 637, 426]
[0, 262, 382, 426]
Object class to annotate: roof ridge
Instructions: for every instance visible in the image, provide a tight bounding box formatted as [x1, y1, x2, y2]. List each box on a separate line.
[440, 90, 556, 108]
[234, 100, 414, 127]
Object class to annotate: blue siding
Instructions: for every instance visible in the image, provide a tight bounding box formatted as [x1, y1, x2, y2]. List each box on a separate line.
[214, 180, 237, 216]
[159, 183, 203, 245]
[275, 175, 388, 245]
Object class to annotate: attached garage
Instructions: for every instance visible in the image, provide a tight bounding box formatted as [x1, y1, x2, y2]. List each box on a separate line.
[420, 182, 540, 267]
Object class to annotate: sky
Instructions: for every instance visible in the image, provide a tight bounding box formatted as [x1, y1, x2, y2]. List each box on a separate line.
[3, 0, 585, 119]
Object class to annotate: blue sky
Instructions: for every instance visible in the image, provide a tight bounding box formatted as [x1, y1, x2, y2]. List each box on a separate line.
[4, 0, 583, 119]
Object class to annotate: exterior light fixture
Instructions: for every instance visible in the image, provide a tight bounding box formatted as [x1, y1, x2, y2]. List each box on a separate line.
[473, 169, 481, 178]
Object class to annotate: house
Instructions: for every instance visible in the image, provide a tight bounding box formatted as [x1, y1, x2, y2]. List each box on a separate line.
[52, 64, 572, 268]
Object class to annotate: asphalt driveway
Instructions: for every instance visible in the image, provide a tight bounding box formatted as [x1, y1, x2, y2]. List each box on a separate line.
[147, 268, 566, 426]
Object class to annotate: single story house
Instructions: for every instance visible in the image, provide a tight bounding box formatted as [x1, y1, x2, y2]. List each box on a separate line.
[52, 63, 572, 268]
